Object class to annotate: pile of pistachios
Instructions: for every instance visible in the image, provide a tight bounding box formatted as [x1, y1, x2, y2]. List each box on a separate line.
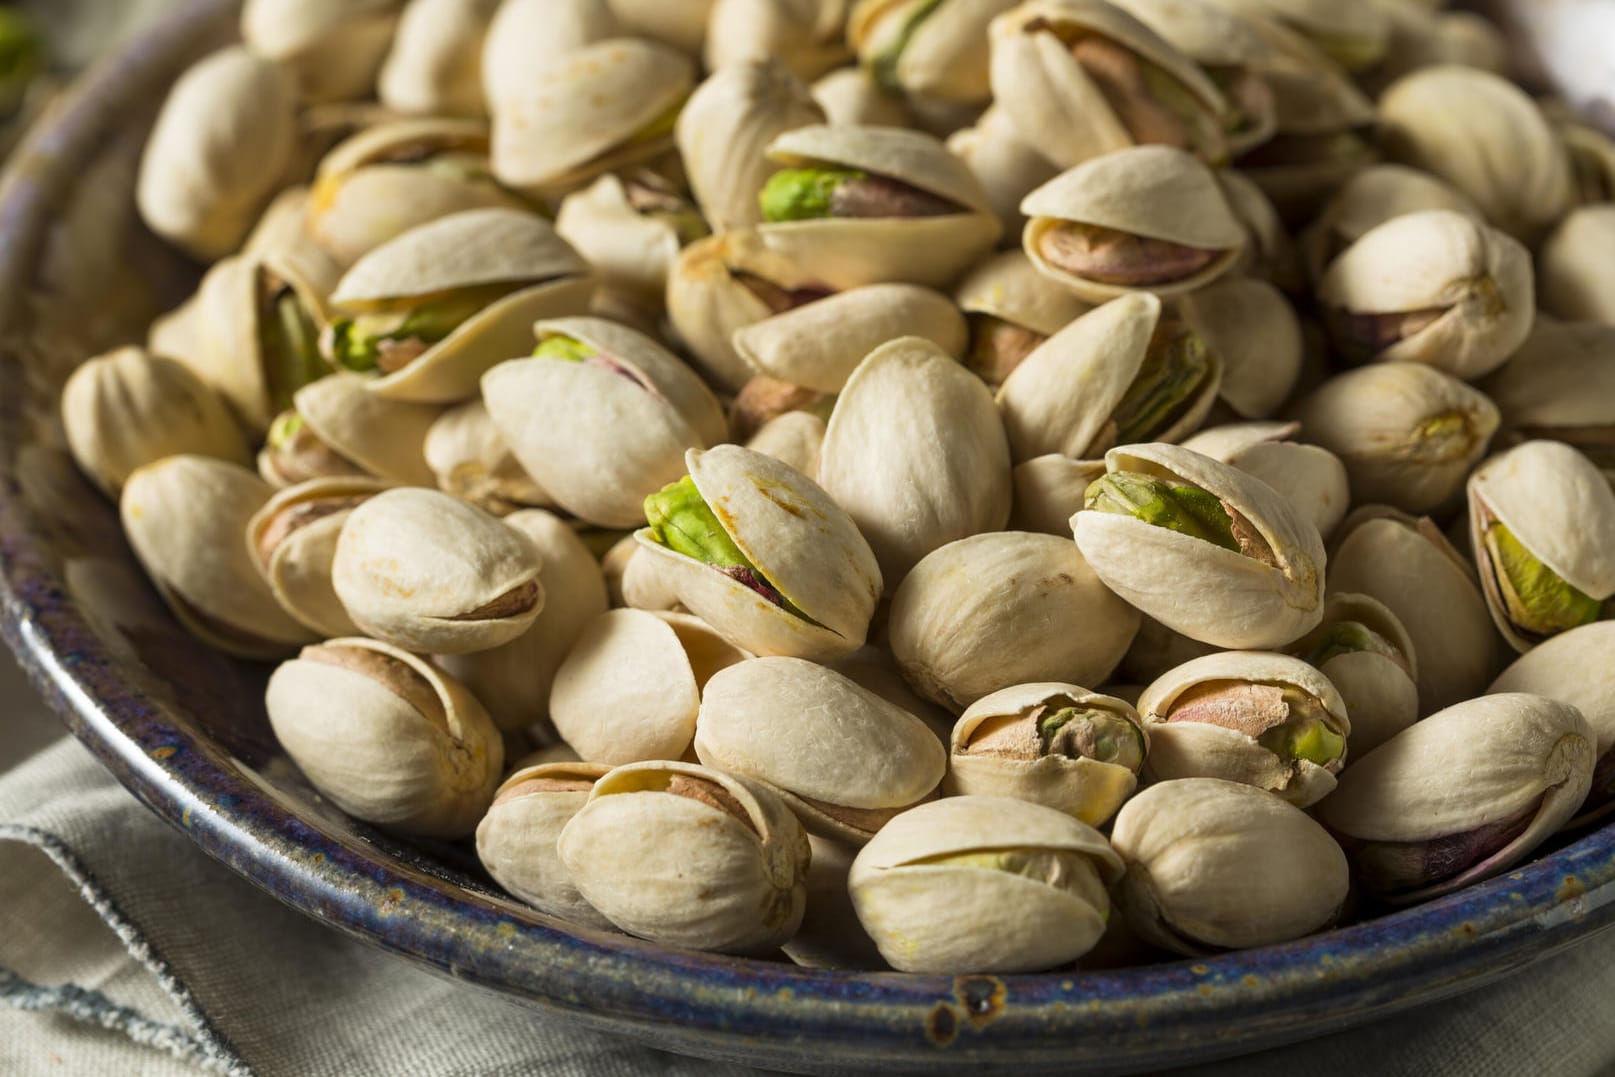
[59, 0, 1615, 973]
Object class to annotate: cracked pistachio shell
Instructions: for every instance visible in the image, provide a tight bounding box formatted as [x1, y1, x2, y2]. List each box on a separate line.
[735, 284, 967, 394]
[705, 0, 852, 83]
[811, 66, 915, 128]
[756, 125, 1002, 290]
[634, 445, 883, 661]
[1111, 778, 1348, 954]
[1299, 164, 1481, 284]
[1198, 0, 1387, 71]
[1021, 146, 1247, 303]
[1540, 206, 1615, 327]
[602, 534, 681, 612]
[475, 762, 615, 929]
[137, 47, 298, 261]
[850, 0, 1018, 104]
[481, 0, 617, 110]
[246, 476, 395, 638]
[424, 399, 551, 515]
[549, 608, 747, 763]
[1379, 66, 1573, 243]
[332, 487, 544, 654]
[1317, 694, 1593, 904]
[261, 372, 441, 489]
[819, 337, 1011, 583]
[997, 293, 1223, 464]
[948, 682, 1147, 825]
[1291, 363, 1499, 516]
[1481, 320, 1615, 468]
[1467, 441, 1615, 653]
[439, 511, 610, 732]
[62, 347, 250, 499]
[482, 317, 726, 528]
[330, 208, 595, 403]
[556, 173, 701, 304]
[1329, 506, 1502, 714]
[267, 638, 503, 838]
[676, 58, 826, 234]
[955, 249, 1093, 336]
[1289, 592, 1417, 759]
[947, 107, 1062, 242]
[1179, 422, 1349, 540]
[557, 760, 810, 955]
[784, 835, 886, 970]
[378, 0, 494, 117]
[121, 456, 317, 660]
[1177, 278, 1302, 421]
[491, 38, 694, 195]
[242, 0, 401, 103]
[848, 795, 1123, 973]
[1317, 210, 1533, 381]
[745, 411, 826, 478]
[988, 0, 1229, 169]
[890, 532, 1141, 713]
[1138, 651, 1349, 807]
[243, 186, 346, 292]
[694, 658, 947, 844]
[1010, 456, 1106, 536]
[1074, 443, 1327, 649]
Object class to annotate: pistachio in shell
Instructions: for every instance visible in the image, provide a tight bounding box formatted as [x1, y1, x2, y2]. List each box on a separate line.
[745, 410, 828, 478]
[705, 0, 853, 84]
[423, 399, 551, 516]
[1010, 455, 1106, 537]
[946, 105, 1062, 244]
[1285, 593, 1417, 759]
[242, 0, 402, 104]
[259, 372, 442, 489]
[1196, 0, 1387, 71]
[811, 65, 915, 128]
[475, 762, 615, 929]
[609, 0, 714, 57]
[850, 0, 1018, 105]
[377, 0, 494, 118]
[1175, 278, 1302, 421]
[247, 476, 395, 638]
[1179, 421, 1350, 541]
[1540, 205, 1615, 328]
[481, 0, 617, 111]
[953, 249, 1093, 388]
[1298, 163, 1482, 283]
[556, 171, 709, 306]
[1481, 319, 1615, 473]
[783, 835, 887, 970]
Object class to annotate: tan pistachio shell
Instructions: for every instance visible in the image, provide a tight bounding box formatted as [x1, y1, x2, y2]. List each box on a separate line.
[481, 0, 618, 110]
[266, 637, 503, 839]
[607, 0, 714, 56]
[1299, 164, 1481, 283]
[263, 372, 442, 489]
[610, 535, 683, 613]
[378, 0, 494, 117]
[1176, 278, 1301, 421]
[744, 411, 826, 478]
[818, 336, 1012, 584]
[148, 294, 209, 374]
[121, 456, 317, 660]
[889, 531, 1142, 713]
[782, 835, 886, 970]
[1217, 170, 1303, 292]
[1540, 206, 1615, 327]
[850, 0, 1018, 104]
[1196, 0, 1387, 71]
[1179, 422, 1350, 540]
[705, 0, 853, 83]
[947, 106, 1062, 239]
[1295, 592, 1419, 760]
[423, 399, 551, 514]
[475, 762, 615, 929]
[482, 316, 726, 528]
[848, 795, 1123, 973]
[954, 249, 1093, 335]
[242, 0, 401, 103]
[1010, 455, 1106, 537]
[1073, 442, 1327, 649]
[556, 173, 695, 304]
[556, 760, 810, 955]
[811, 67, 915, 129]
[243, 186, 346, 293]
[1481, 319, 1615, 453]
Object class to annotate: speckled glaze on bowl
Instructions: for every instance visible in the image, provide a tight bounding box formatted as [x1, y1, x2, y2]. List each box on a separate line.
[3, 4, 1615, 1075]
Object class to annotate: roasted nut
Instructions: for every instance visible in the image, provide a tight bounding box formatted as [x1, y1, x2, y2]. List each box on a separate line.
[954, 249, 1092, 388]
[850, 0, 1017, 105]
[259, 373, 441, 489]
[481, 0, 616, 111]
[1285, 593, 1418, 759]
[377, 0, 495, 117]
[706, 0, 853, 82]
[246, 476, 394, 638]
[1539, 205, 1615, 327]
[1176, 278, 1302, 421]
[1179, 421, 1350, 540]
[1298, 163, 1481, 283]
[1481, 319, 1615, 473]
[475, 761, 615, 929]
[242, 0, 401, 103]
[424, 399, 552, 515]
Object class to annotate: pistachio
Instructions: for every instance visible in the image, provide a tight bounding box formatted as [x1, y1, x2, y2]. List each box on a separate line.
[783, 836, 887, 970]
[1196, 0, 1387, 72]
[1179, 422, 1350, 540]
[475, 762, 615, 929]
[1540, 205, 1615, 327]
[1010, 456, 1106, 537]
[1285, 592, 1418, 760]
[1176, 278, 1302, 421]
[946, 105, 1063, 240]
[811, 66, 915, 128]
[705, 0, 853, 83]
[953, 248, 1092, 388]
[1481, 320, 1615, 472]
[851, 0, 1015, 104]
[242, 0, 402, 104]
[377, 0, 494, 118]
[258, 373, 441, 489]
[1298, 163, 1481, 283]
[556, 171, 708, 305]
[481, 0, 616, 111]
[424, 400, 552, 516]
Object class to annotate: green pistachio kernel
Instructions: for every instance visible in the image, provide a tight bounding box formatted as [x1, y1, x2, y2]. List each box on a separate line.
[267, 411, 305, 451]
[759, 168, 864, 223]
[1258, 715, 1346, 767]
[263, 289, 326, 413]
[644, 475, 752, 570]
[1295, 620, 1402, 668]
[1485, 521, 1604, 638]
[1040, 705, 1147, 772]
[1085, 472, 1240, 554]
[868, 0, 946, 94]
[531, 335, 599, 363]
[329, 284, 515, 374]
[1110, 324, 1212, 447]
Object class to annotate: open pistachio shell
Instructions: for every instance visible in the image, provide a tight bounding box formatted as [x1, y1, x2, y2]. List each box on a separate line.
[1299, 164, 1481, 283]
[243, 186, 346, 292]
[947, 106, 1062, 243]
[811, 66, 915, 128]
[378, 0, 494, 117]
[1481, 319, 1615, 471]
[1022, 146, 1247, 303]
[1197, 0, 1387, 71]
[948, 682, 1147, 826]
[557, 760, 810, 955]
[267, 638, 503, 839]
[62, 346, 250, 499]
[602, 534, 681, 613]
[848, 795, 1123, 973]
[491, 38, 694, 195]
[1010, 456, 1106, 536]
[556, 172, 704, 305]
[1291, 363, 1499, 516]
[137, 46, 298, 261]
[1318, 694, 1593, 904]
[954, 249, 1093, 386]
[829, 646, 958, 747]
[819, 336, 1011, 584]
[705, 0, 852, 83]
[1467, 441, 1615, 653]
[1179, 422, 1350, 540]
[1138, 651, 1349, 807]
[634, 445, 883, 661]
[439, 510, 611, 733]
[242, 0, 401, 103]
[260, 372, 441, 489]
[1176, 278, 1301, 420]
[475, 762, 615, 929]
[482, 316, 726, 528]
[1284, 592, 1418, 760]
[332, 487, 545, 654]
[734, 284, 966, 394]
[423, 399, 551, 515]
[1074, 442, 1327, 649]
[246, 476, 395, 638]
[755, 124, 1002, 290]
[121, 456, 317, 660]
[481, 0, 618, 111]
[1540, 205, 1615, 327]
[890, 531, 1142, 713]
[1111, 777, 1348, 954]
[850, 0, 1017, 104]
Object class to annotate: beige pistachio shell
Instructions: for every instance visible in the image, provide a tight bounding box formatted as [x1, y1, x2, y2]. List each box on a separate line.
[1299, 164, 1481, 283]
[605, 535, 682, 613]
[424, 399, 551, 515]
[439, 511, 611, 732]
[491, 38, 694, 194]
[1074, 442, 1327, 649]
[1176, 278, 1301, 420]
[243, 186, 346, 293]
[954, 249, 1093, 335]
[947, 682, 1146, 826]
[947, 105, 1062, 239]
[889, 532, 1142, 713]
[851, 0, 1018, 104]
[475, 762, 615, 929]
[1378, 66, 1572, 243]
[694, 657, 946, 844]
[1022, 147, 1247, 302]
[1317, 694, 1593, 904]
[62, 347, 250, 499]
[482, 317, 726, 528]
[120, 456, 316, 660]
[378, 0, 494, 117]
[1010, 455, 1106, 536]
[332, 487, 544, 653]
[705, 0, 852, 83]
[1481, 320, 1615, 454]
[811, 67, 915, 129]
[1196, 0, 1387, 71]
[556, 173, 696, 304]
[246, 476, 396, 638]
[556, 760, 810, 955]
[1216, 170, 1303, 293]
[1290, 592, 1419, 760]
[1540, 206, 1615, 327]
[608, 0, 713, 55]
[242, 0, 401, 103]
[1180, 422, 1349, 540]
[1111, 777, 1348, 954]
[481, 0, 618, 110]
[137, 47, 298, 261]
[1291, 364, 1499, 516]
[783, 835, 886, 970]
[633, 445, 883, 661]
[745, 411, 827, 478]
[734, 285, 966, 394]
[267, 372, 442, 488]
[829, 646, 958, 747]
[997, 293, 1222, 464]
[267, 638, 503, 838]
[148, 294, 209, 374]
[848, 795, 1123, 973]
